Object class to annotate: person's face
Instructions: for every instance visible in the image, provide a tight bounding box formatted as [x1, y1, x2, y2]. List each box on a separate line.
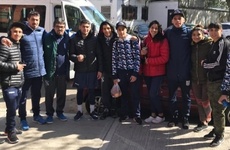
[192, 30, 204, 43]
[149, 23, 159, 37]
[10, 27, 23, 42]
[27, 15, 40, 29]
[172, 15, 185, 28]
[208, 28, 222, 42]
[102, 24, 112, 37]
[54, 23, 66, 36]
[117, 26, 127, 39]
[80, 23, 91, 36]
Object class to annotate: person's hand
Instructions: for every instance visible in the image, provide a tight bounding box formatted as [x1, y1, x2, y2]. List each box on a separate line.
[218, 95, 228, 104]
[77, 54, 84, 62]
[145, 57, 148, 64]
[17, 62, 26, 71]
[141, 49, 148, 55]
[1, 38, 12, 47]
[97, 71, 102, 79]
[113, 79, 119, 84]
[130, 75, 137, 82]
[130, 36, 138, 41]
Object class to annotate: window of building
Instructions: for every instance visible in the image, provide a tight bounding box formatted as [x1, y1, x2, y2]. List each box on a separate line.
[101, 6, 111, 20]
[122, 5, 137, 20]
[0, 5, 46, 32]
[142, 6, 148, 21]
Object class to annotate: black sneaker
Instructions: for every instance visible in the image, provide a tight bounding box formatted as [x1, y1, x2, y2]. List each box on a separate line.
[167, 120, 178, 127]
[210, 135, 223, 147]
[100, 108, 109, 120]
[119, 116, 129, 122]
[90, 111, 98, 120]
[4, 128, 22, 136]
[7, 131, 19, 144]
[204, 129, 216, 140]
[74, 111, 83, 121]
[182, 118, 189, 129]
[193, 122, 208, 132]
[0, 139, 4, 144]
[134, 117, 142, 125]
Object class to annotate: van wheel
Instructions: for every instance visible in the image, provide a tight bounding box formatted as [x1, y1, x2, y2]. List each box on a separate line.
[85, 95, 104, 116]
[225, 107, 230, 126]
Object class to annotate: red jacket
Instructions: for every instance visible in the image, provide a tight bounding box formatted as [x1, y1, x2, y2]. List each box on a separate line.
[142, 34, 169, 77]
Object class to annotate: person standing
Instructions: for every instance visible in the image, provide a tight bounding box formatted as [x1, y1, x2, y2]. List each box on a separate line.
[190, 25, 212, 132]
[0, 22, 25, 143]
[69, 19, 102, 120]
[164, 9, 192, 129]
[112, 21, 142, 125]
[43, 18, 70, 123]
[18, 11, 47, 130]
[97, 21, 118, 119]
[142, 20, 169, 124]
[202, 22, 229, 147]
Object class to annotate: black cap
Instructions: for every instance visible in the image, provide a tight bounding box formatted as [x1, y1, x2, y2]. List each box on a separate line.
[116, 21, 127, 29]
[9, 22, 25, 31]
[171, 9, 184, 18]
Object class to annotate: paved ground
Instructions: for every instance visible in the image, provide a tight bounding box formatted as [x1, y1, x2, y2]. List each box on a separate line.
[0, 84, 230, 150]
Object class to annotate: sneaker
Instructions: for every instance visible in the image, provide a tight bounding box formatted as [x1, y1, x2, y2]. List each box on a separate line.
[193, 122, 208, 132]
[167, 120, 178, 127]
[0, 139, 4, 144]
[210, 135, 223, 147]
[33, 115, 47, 124]
[46, 116, 54, 124]
[57, 113, 67, 121]
[4, 128, 22, 136]
[204, 129, 216, 140]
[182, 118, 189, 129]
[152, 116, 165, 124]
[144, 116, 155, 123]
[100, 108, 109, 120]
[90, 111, 98, 120]
[21, 120, 29, 131]
[74, 111, 83, 121]
[134, 117, 142, 125]
[119, 116, 129, 122]
[7, 131, 19, 144]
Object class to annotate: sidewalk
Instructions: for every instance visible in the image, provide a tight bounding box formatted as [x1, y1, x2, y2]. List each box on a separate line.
[0, 87, 230, 150]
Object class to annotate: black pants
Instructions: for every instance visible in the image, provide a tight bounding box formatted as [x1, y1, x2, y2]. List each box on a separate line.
[2, 87, 21, 132]
[44, 75, 67, 116]
[101, 73, 114, 109]
[19, 77, 42, 120]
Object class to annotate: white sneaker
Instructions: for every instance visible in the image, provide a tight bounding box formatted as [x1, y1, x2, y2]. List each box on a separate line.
[152, 116, 165, 124]
[144, 116, 155, 123]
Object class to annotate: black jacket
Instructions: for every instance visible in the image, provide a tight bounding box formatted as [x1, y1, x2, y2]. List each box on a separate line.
[69, 31, 102, 73]
[203, 37, 229, 81]
[0, 40, 24, 88]
[97, 31, 117, 75]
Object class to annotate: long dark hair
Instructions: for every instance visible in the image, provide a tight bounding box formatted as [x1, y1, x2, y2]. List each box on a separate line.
[148, 20, 165, 41]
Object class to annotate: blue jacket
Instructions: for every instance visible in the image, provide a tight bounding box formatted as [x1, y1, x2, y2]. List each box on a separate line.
[20, 24, 46, 78]
[164, 24, 192, 81]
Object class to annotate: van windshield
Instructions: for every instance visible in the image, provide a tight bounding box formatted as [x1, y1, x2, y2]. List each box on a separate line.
[80, 6, 106, 32]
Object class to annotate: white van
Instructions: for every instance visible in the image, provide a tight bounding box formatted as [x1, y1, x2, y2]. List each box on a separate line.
[0, 0, 106, 36]
[0, 0, 106, 78]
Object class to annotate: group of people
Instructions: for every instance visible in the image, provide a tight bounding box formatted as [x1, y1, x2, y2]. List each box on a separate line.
[0, 9, 229, 148]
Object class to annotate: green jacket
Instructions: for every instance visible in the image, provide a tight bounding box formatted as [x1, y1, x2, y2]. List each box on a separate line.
[43, 30, 70, 81]
[191, 37, 212, 84]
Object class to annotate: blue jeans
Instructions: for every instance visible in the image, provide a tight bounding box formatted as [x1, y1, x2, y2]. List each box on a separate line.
[168, 79, 191, 120]
[19, 77, 43, 120]
[2, 87, 22, 132]
[144, 76, 163, 115]
[117, 70, 141, 117]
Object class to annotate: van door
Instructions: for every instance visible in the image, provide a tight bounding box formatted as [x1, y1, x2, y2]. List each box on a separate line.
[61, 0, 106, 34]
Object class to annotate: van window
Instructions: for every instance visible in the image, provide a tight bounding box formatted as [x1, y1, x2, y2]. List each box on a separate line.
[0, 5, 46, 32]
[64, 5, 85, 32]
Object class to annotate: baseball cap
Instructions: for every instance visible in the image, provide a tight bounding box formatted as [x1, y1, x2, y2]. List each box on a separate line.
[9, 22, 25, 31]
[171, 9, 184, 18]
[116, 21, 127, 29]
